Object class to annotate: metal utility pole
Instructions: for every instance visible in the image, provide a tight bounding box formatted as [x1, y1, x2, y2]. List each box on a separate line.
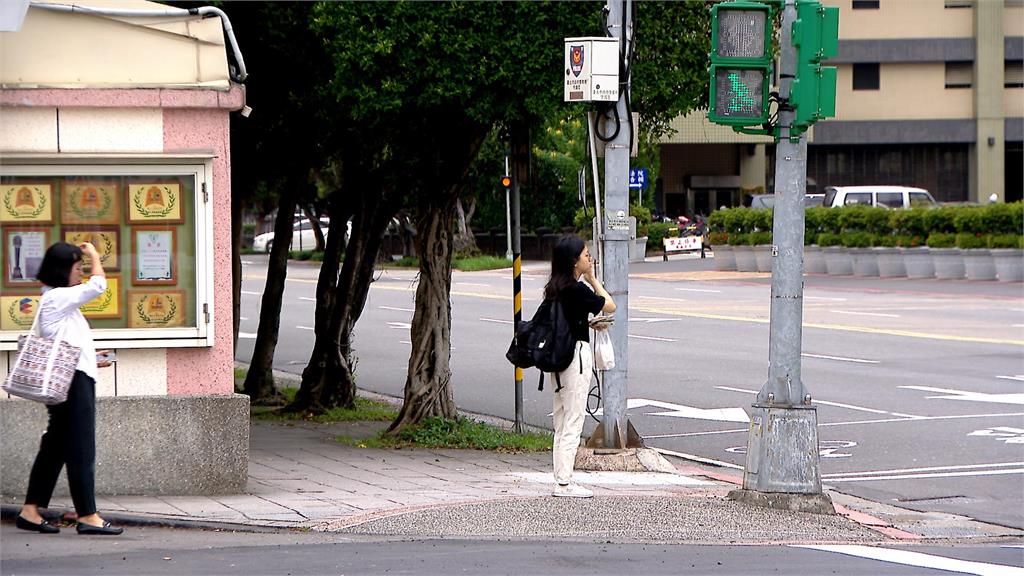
[597, 0, 633, 450]
[728, 0, 831, 513]
[509, 149, 524, 434]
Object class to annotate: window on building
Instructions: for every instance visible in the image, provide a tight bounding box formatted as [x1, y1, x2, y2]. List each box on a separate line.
[944, 0, 973, 7]
[945, 62, 973, 89]
[852, 63, 880, 90]
[1007, 61, 1024, 88]
[852, 0, 880, 8]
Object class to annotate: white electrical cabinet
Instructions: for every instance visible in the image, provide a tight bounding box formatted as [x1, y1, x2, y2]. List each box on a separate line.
[564, 37, 619, 102]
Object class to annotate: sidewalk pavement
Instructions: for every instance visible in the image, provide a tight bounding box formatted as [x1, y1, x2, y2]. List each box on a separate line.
[4, 413, 1021, 544]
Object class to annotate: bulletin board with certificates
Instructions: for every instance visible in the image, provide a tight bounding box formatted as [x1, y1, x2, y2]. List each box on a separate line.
[1, 173, 199, 338]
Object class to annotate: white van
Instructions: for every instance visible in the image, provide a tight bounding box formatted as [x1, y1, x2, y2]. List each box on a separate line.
[823, 186, 937, 209]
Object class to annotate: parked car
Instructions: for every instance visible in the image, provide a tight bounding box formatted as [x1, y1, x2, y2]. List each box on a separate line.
[748, 193, 825, 209]
[252, 217, 331, 253]
[822, 186, 937, 209]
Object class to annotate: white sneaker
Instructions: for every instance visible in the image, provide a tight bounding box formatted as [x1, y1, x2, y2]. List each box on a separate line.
[552, 483, 593, 498]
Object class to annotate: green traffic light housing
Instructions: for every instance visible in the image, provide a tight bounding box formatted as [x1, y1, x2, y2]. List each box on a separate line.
[707, 1, 774, 127]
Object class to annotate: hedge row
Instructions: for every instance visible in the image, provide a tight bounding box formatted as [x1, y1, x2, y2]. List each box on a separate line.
[707, 203, 1024, 250]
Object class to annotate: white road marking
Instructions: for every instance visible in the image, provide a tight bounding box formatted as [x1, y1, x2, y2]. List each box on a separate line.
[822, 462, 1024, 478]
[675, 287, 721, 293]
[296, 325, 314, 331]
[399, 340, 411, 345]
[240, 317, 249, 321]
[826, 468, 1024, 482]
[514, 471, 713, 486]
[901, 386, 1024, 405]
[792, 545, 1024, 576]
[997, 375, 1024, 382]
[241, 290, 260, 295]
[379, 306, 415, 312]
[802, 352, 879, 364]
[455, 282, 491, 288]
[628, 334, 677, 342]
[636, 295, 689, 302]
[652, 447, 744, 470]
[238, 332, 257, 339]
[241, 260, 254, 265]
[969, 427, 1024, 444]
[603, 398, 748, 423]
[387, 322, 412, 330]
[831, 309, 901, 318]
[806, 296, 848, 301]
[629, 317, 679, 323]
[299, 296, 316, 302]
[479, 317, 514, 325]
[714, 386, 905, 417]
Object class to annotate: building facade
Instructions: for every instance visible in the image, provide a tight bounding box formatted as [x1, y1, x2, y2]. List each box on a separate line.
[657, 0, 1024, 216]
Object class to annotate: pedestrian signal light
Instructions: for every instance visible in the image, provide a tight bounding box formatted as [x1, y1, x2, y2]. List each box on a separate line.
[501, 176, 512, 188]
[708, 1, 774, 127]
[790, 0, 839, 130]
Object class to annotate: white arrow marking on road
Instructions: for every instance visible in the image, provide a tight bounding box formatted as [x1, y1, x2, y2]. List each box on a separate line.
[901, 386, 1024, 405]
[387, 322, 412, 330]
[604, 398, 749, 423]
[831, 309, 901, 318]
[969, 427, 1024, 444]
[628, 317, 679, 323]
[793, 545, 1024, 576]
[238, 332, 257, 339]
[997, 375, 1024, 382]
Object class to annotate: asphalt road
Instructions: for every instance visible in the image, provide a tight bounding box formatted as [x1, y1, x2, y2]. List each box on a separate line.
[3, 523, 1022, 576]
[237, 254, 1024, 530]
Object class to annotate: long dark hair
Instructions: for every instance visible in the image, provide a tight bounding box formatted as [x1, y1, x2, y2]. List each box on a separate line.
[544, 235, 585, 300]
[36, 242, 83, 288]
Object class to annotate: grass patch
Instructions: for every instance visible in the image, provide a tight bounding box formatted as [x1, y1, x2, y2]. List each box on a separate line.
[337, 416, 552, 452]
[453, 255, 511, 271]
[390, 256, 419, 268]
[252, 388, 399, 423]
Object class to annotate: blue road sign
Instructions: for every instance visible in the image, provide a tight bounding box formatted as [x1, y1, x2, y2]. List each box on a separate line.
[629, 168, 648, 190]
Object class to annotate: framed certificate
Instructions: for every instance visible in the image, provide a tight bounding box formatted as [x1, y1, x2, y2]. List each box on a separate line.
[3, 228, 48, 289]
[1, 295, 40, 331]
[1, 183, 54, 224]
[81, 276, 121, 319]
[63, 227, 120, 272]
[132, 227, 176, 285]
[127, 290, 186, 328]
[127, 182, 184, 224]
[61, 182, 120, 225]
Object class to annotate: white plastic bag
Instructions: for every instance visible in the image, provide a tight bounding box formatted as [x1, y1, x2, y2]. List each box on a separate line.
[594, 329, 615, 370]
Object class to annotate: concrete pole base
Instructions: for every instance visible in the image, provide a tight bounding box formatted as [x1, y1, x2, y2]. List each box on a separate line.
[726, 489, 836, 515]
[574, 447, 677, 473]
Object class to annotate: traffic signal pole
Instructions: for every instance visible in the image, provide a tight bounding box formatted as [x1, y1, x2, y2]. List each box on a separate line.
[507, 153, 524, 434]
[727, 0, 832, 513]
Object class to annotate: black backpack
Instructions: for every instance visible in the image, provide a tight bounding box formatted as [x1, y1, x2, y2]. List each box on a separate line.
[505, 297, 578, 391]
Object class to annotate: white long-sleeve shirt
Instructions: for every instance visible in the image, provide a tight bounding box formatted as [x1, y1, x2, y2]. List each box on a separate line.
[38, 275, 106, 381]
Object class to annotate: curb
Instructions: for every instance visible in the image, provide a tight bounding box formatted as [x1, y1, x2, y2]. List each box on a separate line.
[0, 504, 287, 533]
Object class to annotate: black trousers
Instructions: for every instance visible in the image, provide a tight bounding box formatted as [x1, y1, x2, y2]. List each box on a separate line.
[24, 370, 97, 517]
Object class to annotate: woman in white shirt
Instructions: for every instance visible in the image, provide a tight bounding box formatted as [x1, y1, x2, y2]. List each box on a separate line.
[17, 242, 122, 536]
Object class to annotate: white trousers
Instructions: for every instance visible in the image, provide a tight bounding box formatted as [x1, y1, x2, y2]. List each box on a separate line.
[552, 341, 592, 485]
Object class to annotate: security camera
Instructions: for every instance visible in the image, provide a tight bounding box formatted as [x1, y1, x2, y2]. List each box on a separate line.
[240, 105, 253, 118]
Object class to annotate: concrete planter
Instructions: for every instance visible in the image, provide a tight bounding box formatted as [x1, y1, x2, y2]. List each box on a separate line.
[734, 245, 758, 272]
[823, 246, 853, 276]
[991, 249, 1024, 282]
[804, 245, 826, 274]
[963, 249, 997, 281]
[713, 245, 736, 271]
[876, 247, 907, 278]
[851, 248, 880, 277]
[904, 247, 935, 279]
[754, 245, 773, 272]
[932, 248, 965, 280]
[629, 236, 648, 263]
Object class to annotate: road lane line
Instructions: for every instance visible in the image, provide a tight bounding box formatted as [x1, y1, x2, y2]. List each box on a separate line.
[296, 325, 314, 331]
[792, 545, 1024, 576]
[826, 468, 1024, 482]
[479, 317, 514, 325]
[831, 309, 901, 318]
[241, 290, 260, 295]
[822, 462, 1024, 478]
[636, 296, 690, 302]
[299, 296, 316, 302]
[675, 287, 722, 293]
[997, 375, 1024, 382]
[240, 317, 249, 321]
[455, 282, 491, 288]
[714, 386, 905, 416]
[651, 447, 744, 470]
[629, 334, 677, 342]
[238, 332, 257, 339]
[379, 306, 415, 312]
[802, 352, 880, 364]
[806, 296, 848, 301]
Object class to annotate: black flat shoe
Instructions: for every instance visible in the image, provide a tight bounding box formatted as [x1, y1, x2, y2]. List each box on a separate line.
[16, 515, 60, 534]
[76, 521, 123, 535]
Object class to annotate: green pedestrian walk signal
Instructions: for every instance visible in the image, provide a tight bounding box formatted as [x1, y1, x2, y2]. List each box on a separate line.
[790, 0, 839, 131]
[708, 1, 774, 127]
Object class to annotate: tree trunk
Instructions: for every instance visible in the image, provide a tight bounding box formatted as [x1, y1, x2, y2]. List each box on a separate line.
[302, 204, 326, 252]
[242, 193, 296, 404]
[387, 197, 458, 434]
[453, 196, 479, 256]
